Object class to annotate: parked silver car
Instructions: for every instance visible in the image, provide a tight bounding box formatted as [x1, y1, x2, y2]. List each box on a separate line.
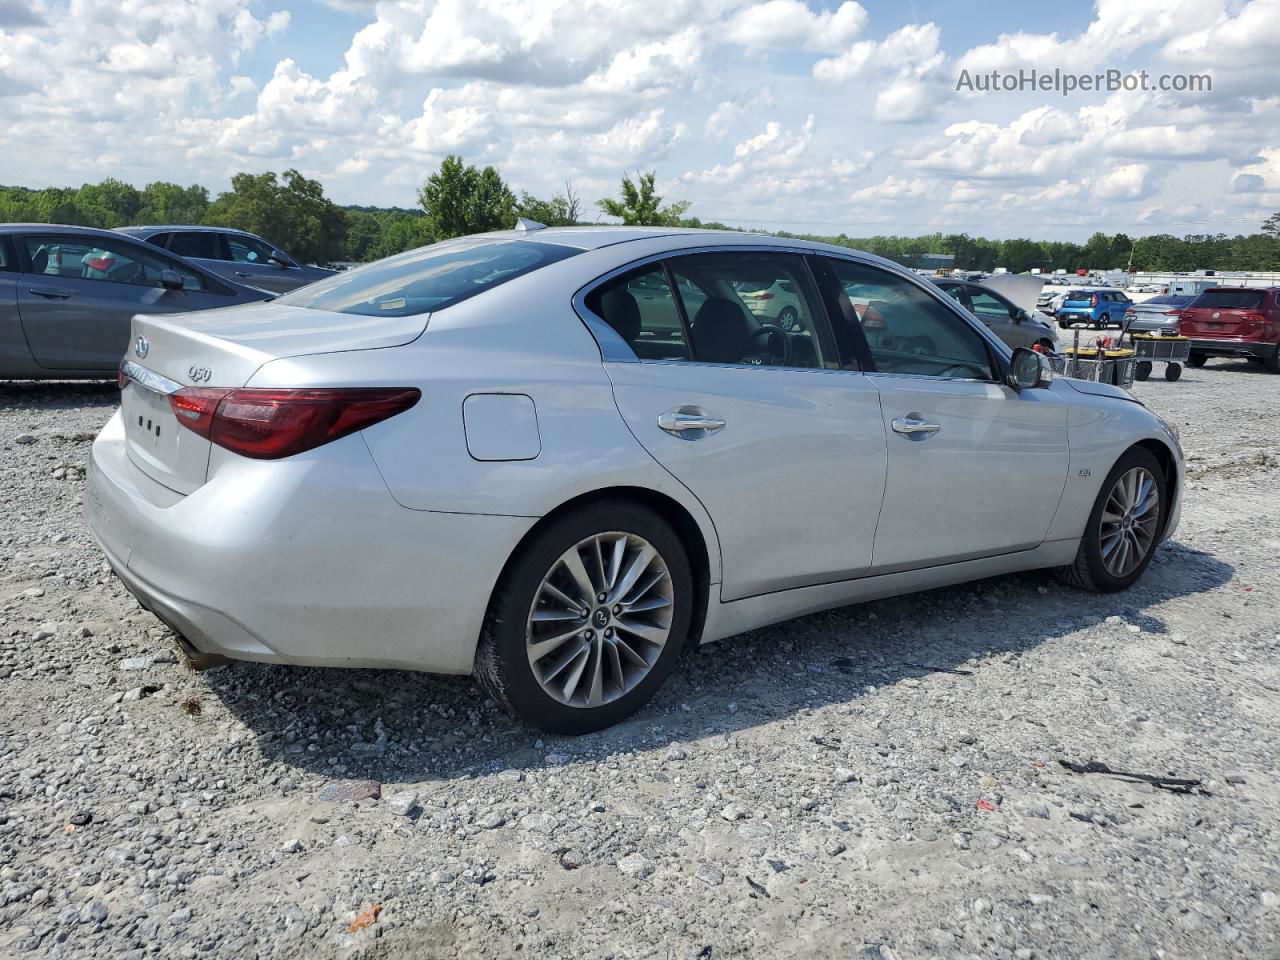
[0, 225, 270, 379]
[116, 226, 335, 294]
[1122, 295, 1195, 335]
[86, 227, 1183, 733]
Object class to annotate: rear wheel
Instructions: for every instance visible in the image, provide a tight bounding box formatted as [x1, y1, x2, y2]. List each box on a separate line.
[777, 306, 800, 332]
[1187, 353, 1207, 368]
[475, 502, 693, 734]
[1058, 319, 1072, 330]
[1266, 348, 1280, 374]
[1057, 447, 1165, 593]
[1093, 312, 1109, 330]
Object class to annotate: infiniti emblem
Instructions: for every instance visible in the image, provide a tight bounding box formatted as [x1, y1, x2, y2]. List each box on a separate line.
[134, 336, 149, 359]
[593, 609, 609, 628]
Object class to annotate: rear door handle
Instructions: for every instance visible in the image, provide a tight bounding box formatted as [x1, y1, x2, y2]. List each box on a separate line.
[28, 286, 71, 300]
[234, 271, 252, 277]
[891, 416, 941, 436]
[657, 410, 726, 437]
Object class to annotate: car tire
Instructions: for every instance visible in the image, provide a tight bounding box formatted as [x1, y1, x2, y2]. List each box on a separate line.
[1266, 348, 1280, 374]
[777, 306, 799, 331]
[1187, 353, 1207, 368]
[1058, 320, 1071, 330]
[1094, 313, 1109, 330]
[1056, 446, 1166, 593]
[474, 501, 693, 734]
[1134, 360, 1152, 381]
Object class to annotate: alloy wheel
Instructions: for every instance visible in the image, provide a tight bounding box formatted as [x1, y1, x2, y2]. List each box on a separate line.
[526, 532, 674, 708]
[1098, 466, 1161, 578]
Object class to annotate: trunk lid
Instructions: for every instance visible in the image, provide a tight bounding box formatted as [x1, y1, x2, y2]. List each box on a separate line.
[121, 302, 428, 494]
[1178, 289, 1269, 340]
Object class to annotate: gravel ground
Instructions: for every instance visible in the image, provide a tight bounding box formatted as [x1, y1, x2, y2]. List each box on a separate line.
[1, 356, 1278, 960]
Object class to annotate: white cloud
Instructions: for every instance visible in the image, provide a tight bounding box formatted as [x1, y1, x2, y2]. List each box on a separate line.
[724, 0, 867, 53]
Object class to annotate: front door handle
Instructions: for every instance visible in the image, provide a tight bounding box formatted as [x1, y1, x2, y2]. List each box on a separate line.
[891, 416, 941, 436]
[28, 286, 71, 300]
[657, 410, 726, 437]
[234, 271, 252, 277]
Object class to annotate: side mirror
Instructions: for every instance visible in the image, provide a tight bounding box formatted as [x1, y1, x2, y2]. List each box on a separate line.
[268, 252, 290, 268]
[1006, 347, 1052, 390]
[1012, 308, 1028, 323]
[159, 269, 185, 292]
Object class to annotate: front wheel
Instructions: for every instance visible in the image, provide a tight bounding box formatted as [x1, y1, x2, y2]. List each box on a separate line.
[475, 502, 693, 734]
[1057, 447, 1165, 593]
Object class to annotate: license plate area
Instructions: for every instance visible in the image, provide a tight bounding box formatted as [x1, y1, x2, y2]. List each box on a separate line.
[121, 378, 209, 495]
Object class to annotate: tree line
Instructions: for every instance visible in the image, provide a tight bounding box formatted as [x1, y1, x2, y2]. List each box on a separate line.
[2, 157, 1277, 273]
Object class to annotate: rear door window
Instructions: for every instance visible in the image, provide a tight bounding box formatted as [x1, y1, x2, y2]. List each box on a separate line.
[167, 232, 224, 260]
[586, 267, 691, 361]
[0, 236, 16, 272]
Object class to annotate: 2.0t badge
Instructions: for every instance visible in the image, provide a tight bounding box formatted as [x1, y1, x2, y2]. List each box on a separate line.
[188, 366, 213, 383]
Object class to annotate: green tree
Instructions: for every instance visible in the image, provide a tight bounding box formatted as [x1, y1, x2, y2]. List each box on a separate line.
[514, 182, 581, 226]
[138, 182, 210, 224]
[417, 155, 516, 240]
[204, 169, 347, 265]
[1262, 211, 1280, 238]
[597, 171, 689, 226]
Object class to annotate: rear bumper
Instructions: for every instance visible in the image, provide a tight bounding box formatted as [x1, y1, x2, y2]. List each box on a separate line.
[1187, 338, 1279, 360]
[85, 411, 537, 674]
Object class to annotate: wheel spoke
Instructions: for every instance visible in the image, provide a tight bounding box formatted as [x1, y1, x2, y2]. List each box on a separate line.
[539, 581, 585, 616]
[608, 544, 655, 604]
[531, 607, 582, 623]
[623, 593, 672, 614]
[560, 549, 598, 606]
[528, 626, 585, 662]
[541, 640, 588, 683]
[586, 643, 605, 707]
[613, 636, 650, 668]
[605, 536, 626, 592]
[560, 645, 591, 701]
[615, 617, 668, 649]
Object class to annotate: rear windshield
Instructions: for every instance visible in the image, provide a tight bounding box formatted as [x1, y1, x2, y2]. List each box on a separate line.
[1064, 291, 1093, 300]
[1142, 295, 1193, 307]
[276, 239, 581, 317]
[1191, 289, 1266, 310]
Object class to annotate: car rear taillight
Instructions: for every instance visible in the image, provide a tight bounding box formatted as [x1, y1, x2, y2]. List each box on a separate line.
[169, 387, 420, 459]
[1162, 310, 1181, 316]
[1090, 294, 1099, 307]
[117, 359, 129, 389]
[85, 257, 115, 271]
[1124, 308, 1135, 317]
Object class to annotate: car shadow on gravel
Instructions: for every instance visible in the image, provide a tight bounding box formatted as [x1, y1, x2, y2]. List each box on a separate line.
[0, 380, 119, 414]
[203, 537, 1234, 788]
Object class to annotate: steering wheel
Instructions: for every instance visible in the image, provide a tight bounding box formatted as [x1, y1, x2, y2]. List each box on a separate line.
[750, 323, 792, 366]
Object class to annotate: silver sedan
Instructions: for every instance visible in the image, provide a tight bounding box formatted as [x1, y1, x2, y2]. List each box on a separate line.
[86, 227, 1184, 733]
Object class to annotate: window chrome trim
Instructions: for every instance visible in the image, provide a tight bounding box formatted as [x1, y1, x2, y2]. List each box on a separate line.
[121, 361, 182, 396]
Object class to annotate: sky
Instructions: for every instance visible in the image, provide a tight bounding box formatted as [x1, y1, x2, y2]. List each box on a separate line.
[0, 0, 1277, 241]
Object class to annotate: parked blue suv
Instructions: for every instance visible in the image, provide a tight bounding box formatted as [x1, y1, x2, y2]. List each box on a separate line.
[1056, 288, 1133, 329]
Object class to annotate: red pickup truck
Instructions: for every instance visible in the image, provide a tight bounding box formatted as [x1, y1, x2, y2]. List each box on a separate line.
[1179, 287, 1280, 373]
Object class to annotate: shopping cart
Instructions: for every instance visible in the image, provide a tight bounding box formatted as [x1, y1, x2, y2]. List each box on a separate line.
[1128, 334, 1191, 382]
[1048, 346, 1138, 387]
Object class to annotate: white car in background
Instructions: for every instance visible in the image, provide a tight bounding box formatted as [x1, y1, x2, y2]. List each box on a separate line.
[87, 226, 1184, 734]
[736, 278, 806, 330]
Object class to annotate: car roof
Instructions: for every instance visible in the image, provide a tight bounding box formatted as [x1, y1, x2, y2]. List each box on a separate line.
[0, 223, 149, 242]
[465, 225, 916, 272]
[116, 225, 256, 237]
